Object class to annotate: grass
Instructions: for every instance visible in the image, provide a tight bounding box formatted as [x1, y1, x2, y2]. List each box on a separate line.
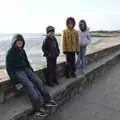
[91, 32, 120, 37]
[90, 39, 103, 46]
[0, 66, 5, 70]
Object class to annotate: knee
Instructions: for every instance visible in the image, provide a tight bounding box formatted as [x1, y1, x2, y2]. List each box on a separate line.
[25, 82, 34, 90]
[37, 79, 44, 86]
[26, 84, 40, 101]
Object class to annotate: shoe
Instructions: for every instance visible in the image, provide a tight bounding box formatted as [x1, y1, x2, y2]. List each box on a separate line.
[80, 69, 85, 75]
[65, 73, 70, 79]
[34, 111, 48, 117]
[71, 72, 76, 78]
[40, 107, 48, 113]
[44, 100, 57, 107]
[66, 75, 70, 79]
[54, 80, 59, 85]
[81, 71, 85, 75]
[46, 82, 55, 87]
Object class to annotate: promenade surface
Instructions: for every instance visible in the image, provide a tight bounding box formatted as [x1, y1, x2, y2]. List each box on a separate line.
[50, 61, 120, 120]
[0, 37, 120, 120]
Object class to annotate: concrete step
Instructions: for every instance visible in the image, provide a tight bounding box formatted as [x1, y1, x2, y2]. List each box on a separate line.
[1, 44, 120, 104]
[0, 49, 120, 120]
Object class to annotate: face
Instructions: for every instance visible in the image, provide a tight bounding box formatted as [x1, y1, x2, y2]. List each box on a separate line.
[15, 40, 23, 48]
[80, 22, 85, 29]
[48, 31, 55, 36]
[67, 21, 74, 29]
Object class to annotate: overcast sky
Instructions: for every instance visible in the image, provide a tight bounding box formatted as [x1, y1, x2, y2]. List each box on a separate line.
[0, 0, 120, 33]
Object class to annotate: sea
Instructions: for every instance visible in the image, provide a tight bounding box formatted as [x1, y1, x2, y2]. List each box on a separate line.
[0, 33, 102, 68]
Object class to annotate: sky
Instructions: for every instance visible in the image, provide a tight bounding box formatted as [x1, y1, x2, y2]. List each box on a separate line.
[0, 0, 120, 33]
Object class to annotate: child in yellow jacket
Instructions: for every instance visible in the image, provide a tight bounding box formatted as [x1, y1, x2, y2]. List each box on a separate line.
[61, 17, 80, 78]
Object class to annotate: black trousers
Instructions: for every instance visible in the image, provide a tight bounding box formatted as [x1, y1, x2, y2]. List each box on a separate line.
[46, 58, 57, 84]
[65, 52, 76, 75]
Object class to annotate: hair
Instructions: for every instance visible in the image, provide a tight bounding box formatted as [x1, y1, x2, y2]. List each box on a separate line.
[66, 17, 76, 28]
[46, 26, 55, 34]
[79, 19, 87, 31]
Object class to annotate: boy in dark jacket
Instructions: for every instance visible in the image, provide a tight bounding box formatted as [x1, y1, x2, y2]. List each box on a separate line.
[6, 34, 57, 117]
[42, 26, 60, 87]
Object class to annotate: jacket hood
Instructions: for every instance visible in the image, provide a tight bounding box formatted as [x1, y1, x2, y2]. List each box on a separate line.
[11, 34, 25, 48]
[80, 28, 89, 32]
[66, 17, 76, 28]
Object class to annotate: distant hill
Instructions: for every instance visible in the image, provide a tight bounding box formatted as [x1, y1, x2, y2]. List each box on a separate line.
[91, 30, 120, 34]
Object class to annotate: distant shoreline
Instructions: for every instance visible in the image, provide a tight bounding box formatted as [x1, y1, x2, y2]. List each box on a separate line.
[0, 32, 120, 69]
[0, 30, 120, 36]
[90, 31, 120, 37]
[57, 31, 120, 37]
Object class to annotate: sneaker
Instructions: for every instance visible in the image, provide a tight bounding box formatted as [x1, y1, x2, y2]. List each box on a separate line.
[71, 72, 76, 78]
[80, 69, 85, 75]
[34, 111, 48, 117]
[45, 100, 57, 107]
[65, 74, 70, 79]
[40, 107, 48, 113]
[54, 80, 59, 85]
[46, 82, 55, 87]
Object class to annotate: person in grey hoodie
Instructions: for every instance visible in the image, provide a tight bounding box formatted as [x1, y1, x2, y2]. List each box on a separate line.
[6, 34, 57, 117]
[76, 20, 91, 73]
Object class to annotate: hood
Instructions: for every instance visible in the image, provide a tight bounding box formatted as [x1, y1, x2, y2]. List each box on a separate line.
[80, 28, 89, 32]
[11, 34, 25, 48]
[66, 17, 75, 28]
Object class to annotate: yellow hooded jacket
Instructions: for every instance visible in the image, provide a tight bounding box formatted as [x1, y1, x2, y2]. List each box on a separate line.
[61, 28, 80, 52]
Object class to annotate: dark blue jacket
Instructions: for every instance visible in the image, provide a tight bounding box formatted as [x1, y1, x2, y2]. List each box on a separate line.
[6, 34, 33, 85]
[42, 35, 60, 58]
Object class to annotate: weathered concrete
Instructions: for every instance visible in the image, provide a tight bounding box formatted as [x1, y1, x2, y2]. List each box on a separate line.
[1, 44, 120, 104]
[1, 37, 120, 81]
[1, 43, 120, 104]
[0, 37, 120, 120]
[8, 50, 120, 120]
[50, 60, 120, 120]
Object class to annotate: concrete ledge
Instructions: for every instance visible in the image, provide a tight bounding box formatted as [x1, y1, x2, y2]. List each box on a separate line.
[11, 50, 120, 120]
[85, 44, 120, 65]
[0, 43, 120, 119]
[0, 44, 120, 104]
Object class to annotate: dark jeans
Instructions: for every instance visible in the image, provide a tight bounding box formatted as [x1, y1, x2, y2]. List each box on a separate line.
[76, 46, 87, 70]
[15, 68, 51, 112]
[46, 58, 57, 84]
[66, 52, 76, 75]
[80, 47, 86, 69]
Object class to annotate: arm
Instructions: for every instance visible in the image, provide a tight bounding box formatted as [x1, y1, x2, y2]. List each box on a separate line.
[42, 38, 49, 57]
[61, 30, 67, 53]
[6, 50, 18, 85]
[87, 31, 91, 44]
[56, 38, 60, 56]
[76, 31, 80, 52]
[24, 50, 34, 71]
